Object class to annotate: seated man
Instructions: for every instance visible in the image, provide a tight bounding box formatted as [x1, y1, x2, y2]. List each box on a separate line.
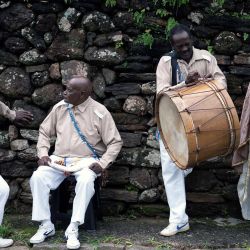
[0, 101, 33, 248]
[232, 84, 250, 220]
[30, 76, 123, 249]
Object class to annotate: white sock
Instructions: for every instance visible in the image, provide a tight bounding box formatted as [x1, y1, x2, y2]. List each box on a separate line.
[42, 219, 53, 227]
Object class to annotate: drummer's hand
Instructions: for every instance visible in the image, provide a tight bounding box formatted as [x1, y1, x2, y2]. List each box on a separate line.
[186, 71, 200, 84]
[89, 162, 103, 175]
[38, 156, 51, 166]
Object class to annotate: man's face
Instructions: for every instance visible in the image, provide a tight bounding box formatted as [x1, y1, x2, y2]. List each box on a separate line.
[172, 31, 193, 62]
[63, 79, 88, 105]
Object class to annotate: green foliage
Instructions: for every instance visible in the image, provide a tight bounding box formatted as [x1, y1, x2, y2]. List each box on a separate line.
[105, 0, 117, 7]
[156, 8, 169, 18]
[0, 224, 12, 238]
[206, 40, 214, 54]
[133, 9, 146, 24]
[165, 17, 178, 39]
[125, 184, 139, 192]
[121, 61, 128, 68]
[207, 45, 214, 54]
[153, 0, 189, 8]
[115, 41, 124, 49]
[105, 0, 190, 50]
[212, 0, 224, 8]
[244, 33, 249, 41]
[146, 237, 172, 249]
[135, 30, 155, 49]
[241, 13, 250, 20]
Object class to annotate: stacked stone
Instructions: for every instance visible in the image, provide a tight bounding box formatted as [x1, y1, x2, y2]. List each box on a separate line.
[0, 0, 249, 216]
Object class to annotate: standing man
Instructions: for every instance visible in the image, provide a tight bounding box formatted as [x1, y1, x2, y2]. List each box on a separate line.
[156, 24, 227, 236]
[0, 101, 33, 247]
[29, 76, 123, 249]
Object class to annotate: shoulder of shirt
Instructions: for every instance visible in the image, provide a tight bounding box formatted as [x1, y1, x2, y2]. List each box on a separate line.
[89, 98, 110, 119]
[195, 48, 214, 63]
[160, 55, 171, 63]
[51, 100, 67, 111]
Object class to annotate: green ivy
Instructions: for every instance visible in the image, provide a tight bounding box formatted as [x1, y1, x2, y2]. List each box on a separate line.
[212, 0, 224, 8]
[105, 0, 117, 7]
[206, 40, 214, 54]
[207, 45, 214, 54]
[165, 17, 178, 39]
[115, 41, 124, 49]
[243, 33, 249, 41]
[135, 30, 154, 49]
[105, 0, 190, 49]
[133, 9, 146, 24]
[153, 0, 189, 8]
[156, 8, 169, 18]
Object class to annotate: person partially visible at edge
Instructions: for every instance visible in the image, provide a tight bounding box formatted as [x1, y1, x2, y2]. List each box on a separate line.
[29, 76, 123, 250]
[0, 102, 33, 248]
[232, 83, 250, 220]
[156, 24, 227, 237]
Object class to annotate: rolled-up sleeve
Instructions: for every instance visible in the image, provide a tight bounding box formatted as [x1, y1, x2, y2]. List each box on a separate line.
[98, 110, 123, 169]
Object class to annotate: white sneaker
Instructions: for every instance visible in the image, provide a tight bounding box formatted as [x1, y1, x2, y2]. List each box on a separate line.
[160, 222, 190, 236]
[65, 228, 80, 249]
[30, 223, 55, 244]
[0, 237, 13, 248]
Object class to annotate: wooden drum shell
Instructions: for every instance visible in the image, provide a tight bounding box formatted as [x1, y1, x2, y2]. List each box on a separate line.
[156, 80, 240, 169]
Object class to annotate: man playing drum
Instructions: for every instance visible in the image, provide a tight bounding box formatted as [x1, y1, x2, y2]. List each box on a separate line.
[29, 76, 123, 249]
[0, 101, 33, 247]
[156, 24, 227, 236]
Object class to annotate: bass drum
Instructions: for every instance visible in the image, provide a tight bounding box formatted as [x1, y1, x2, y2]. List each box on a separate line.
[155, 80, 240, 169]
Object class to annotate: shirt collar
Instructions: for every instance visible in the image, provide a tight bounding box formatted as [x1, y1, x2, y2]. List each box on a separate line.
[77, 96, 92, 113]
[178, 47, 203, 65]
[65, 96, 92, 113]
[191, 47, 203, 61]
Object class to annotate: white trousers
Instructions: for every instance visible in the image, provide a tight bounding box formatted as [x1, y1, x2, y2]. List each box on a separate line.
[30, 155, 98, 225]
[237, 143, 250, 220]
[0, 175, 9, 225]
[159, 139, 192, 225]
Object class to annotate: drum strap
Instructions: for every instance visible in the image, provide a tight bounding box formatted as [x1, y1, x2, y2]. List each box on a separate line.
[166, 51, 182, 86]
[170, 52, 178, 86]
[67, 104, 100, 160]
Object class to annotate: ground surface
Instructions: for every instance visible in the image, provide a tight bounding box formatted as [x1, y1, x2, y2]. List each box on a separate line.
[1, 214, 250, 249]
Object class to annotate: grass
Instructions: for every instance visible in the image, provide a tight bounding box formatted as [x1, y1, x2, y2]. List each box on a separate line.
[144, 236, 172, 249]
[84, 234, 133, 248]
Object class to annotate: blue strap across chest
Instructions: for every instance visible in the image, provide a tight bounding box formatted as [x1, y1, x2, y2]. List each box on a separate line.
[67, 104, 100, 160]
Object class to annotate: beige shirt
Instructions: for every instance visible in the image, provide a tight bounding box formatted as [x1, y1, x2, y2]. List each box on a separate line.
[0, 101, 16, 121]
[156, 47, 227, 94]
[37, 97, 123, 169]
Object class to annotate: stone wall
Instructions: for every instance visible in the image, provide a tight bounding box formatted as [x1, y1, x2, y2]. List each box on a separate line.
[0, 0, 249, 217]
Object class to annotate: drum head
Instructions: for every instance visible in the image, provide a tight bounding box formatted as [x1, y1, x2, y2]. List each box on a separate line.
[159, 94, 188, 167]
